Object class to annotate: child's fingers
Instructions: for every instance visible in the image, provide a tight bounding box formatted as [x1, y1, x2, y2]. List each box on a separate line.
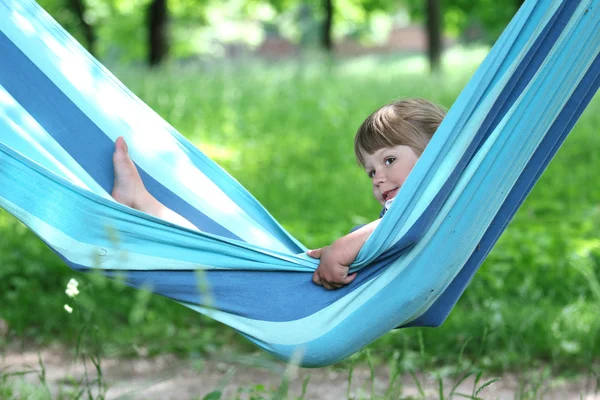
[312, 270, 323, 286]
[322, 271, 348, 289]
[328, 268, 353, 284]
[321, 281, 339, 290]
[307, 248, 322, 259]
[314, 270, 340, 290]
[341, 273, 357, 284]
[323, 271, 355, 287]
[312, 263, 352, 290]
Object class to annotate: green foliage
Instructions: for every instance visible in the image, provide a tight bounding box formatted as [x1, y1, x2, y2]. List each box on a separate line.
[36, 0, 214, 62]
[36, 0, 409, 64]
[265, 0, 399, 46]
[36, 0, 148, 62]
[403, 0, 520, 42]
[1, 48, 599, 378]
[35, 0, 521, 70]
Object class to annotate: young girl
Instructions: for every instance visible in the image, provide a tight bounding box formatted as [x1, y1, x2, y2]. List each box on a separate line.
[111, 98, 446, 290]
[307, 98, 446, 289]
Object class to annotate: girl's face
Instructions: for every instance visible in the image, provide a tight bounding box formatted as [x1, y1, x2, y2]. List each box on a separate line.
[362, 145, 419, 206]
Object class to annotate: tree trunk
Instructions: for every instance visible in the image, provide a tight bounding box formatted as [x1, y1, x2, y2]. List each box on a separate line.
[147, 0, 168, 67]
[322, 0, 333, 52]
[426, 0, 442, 73]
[68, 0, 96, 56]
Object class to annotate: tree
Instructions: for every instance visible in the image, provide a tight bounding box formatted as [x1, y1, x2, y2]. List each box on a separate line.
[267, 0, 399, 54]
[322, 0, 334, 52]
[426, 0, 442, 73]
[148, 0, 169, 67]
[404, 0, 524, 71]
[38, 0, 99, 55]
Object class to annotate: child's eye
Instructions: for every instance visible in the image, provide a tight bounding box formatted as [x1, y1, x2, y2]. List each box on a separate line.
[385, 157, 396, 165]
[367, 170, 375, 178]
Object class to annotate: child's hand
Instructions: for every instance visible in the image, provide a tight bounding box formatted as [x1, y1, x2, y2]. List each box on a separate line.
[307, 220, 379, 290]
[307, 243, 357, 290]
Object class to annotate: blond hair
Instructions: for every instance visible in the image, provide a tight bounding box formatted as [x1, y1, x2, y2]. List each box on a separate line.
[354, 98, 446, 167]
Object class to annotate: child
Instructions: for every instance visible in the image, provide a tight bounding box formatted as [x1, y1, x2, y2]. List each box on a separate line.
[307, 98, 446, 289]
[110, 98, 446, 290]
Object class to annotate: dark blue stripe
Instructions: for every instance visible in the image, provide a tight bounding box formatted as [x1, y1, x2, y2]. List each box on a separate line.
[407, 51, 600, 328]
[382, 0, 581, 265]
[61, 257, 396, 322]
[0, 30, 241, 240]
[471, 0, 577, 153]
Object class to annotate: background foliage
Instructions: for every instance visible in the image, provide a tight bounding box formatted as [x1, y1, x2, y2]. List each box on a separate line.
[35, 0, 521, 64]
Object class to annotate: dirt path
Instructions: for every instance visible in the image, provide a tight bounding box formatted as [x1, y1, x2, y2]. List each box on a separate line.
[1, 346, 599, 399]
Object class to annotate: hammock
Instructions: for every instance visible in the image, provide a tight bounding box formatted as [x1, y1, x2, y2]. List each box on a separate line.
[0, 0, 599, 367]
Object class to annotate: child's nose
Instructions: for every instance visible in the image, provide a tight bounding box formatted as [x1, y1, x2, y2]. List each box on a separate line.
[372, 170, 386, 184]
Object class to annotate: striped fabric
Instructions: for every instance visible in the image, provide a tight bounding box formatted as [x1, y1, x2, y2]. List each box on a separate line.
[0, 0, 599, 367]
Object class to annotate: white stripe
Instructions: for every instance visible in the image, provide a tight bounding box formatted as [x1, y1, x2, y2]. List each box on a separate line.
[0, 85, 112, 199]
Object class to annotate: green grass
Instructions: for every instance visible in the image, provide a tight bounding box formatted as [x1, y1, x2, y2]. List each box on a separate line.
[1, 46, 599, 384]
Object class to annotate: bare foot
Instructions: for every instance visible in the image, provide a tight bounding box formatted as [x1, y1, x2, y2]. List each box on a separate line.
[111, 136, 147, 209]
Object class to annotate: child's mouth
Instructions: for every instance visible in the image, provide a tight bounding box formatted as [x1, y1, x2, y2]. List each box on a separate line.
[383, 188, 399, 201]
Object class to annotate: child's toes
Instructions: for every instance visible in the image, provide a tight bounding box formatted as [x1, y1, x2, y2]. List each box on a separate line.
[113, 139, 132, 168]
[118, 137, 129, 153]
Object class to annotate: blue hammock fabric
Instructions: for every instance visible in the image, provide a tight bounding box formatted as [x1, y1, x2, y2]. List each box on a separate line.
[0, 0, 599, 367]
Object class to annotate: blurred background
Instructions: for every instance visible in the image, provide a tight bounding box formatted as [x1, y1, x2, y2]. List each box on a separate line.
[36, 0, 523, 69]
[2, 0, 600, 398]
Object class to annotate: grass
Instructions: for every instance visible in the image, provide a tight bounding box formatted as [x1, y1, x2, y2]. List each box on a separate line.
[1, 46, 600, 397]
[1, 349, 596, 398]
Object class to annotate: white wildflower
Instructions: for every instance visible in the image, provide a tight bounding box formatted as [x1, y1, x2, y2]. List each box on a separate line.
[65, 278, 79, 298]
[65, 285, 79, 298]
[64, 304, 73, 314]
